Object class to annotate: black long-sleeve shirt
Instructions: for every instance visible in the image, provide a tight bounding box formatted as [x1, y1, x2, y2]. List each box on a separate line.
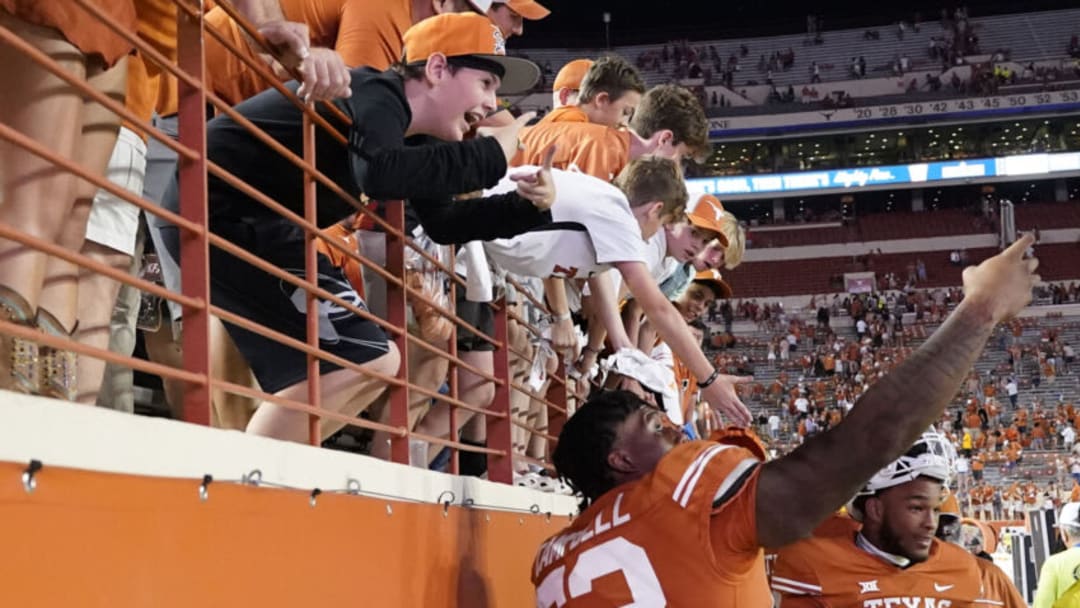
[205, 68, 549, 243]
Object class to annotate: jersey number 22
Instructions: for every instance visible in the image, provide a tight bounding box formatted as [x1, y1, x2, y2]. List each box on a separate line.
[536, 537, 666, 607]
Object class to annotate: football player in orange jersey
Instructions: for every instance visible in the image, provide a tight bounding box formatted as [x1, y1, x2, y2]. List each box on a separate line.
[532, 235, 1039, 606]
[937, 489, 1027, 607]
[772, 431, 998, 607]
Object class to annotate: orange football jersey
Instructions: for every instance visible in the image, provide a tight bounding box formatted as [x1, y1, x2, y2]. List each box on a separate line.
[532, 441, 768, 606]
[976, 557, 1025, 607]
[772, 516, 990, 607]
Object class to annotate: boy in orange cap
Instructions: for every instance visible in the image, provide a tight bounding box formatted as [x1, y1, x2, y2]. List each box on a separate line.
[539, 55, 645, 129]
[552, 58, 593, 108]
[487, 0, 549, 38]
[159, 13, 553, 444]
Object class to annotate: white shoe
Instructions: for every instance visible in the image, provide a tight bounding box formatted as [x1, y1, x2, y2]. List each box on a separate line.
[515, 471, 542, 490]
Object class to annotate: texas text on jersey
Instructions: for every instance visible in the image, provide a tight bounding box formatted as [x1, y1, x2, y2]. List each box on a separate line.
[771, 515, 992, 608]
[532, 441, 771, 607]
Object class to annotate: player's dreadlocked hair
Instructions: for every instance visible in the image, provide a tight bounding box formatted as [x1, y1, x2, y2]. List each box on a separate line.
[553, 390, 648, 512]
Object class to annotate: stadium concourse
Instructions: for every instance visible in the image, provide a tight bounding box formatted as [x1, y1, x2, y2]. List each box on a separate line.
[0, 0, 1076, 606]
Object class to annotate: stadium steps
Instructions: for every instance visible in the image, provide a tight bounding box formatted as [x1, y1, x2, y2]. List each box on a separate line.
[723, 242, 1080, 298]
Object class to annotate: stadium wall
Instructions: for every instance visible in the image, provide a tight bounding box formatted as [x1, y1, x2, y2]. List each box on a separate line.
[743, 227, 1080, 262]
[0, 395, 576, 607]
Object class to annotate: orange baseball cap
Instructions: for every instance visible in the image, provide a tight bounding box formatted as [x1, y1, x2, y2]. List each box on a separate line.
[402, 13, 540, 94]
[553, 58, 593, 92]
[693, 269, 733, 299]
[493, 0, 551, 20]
[687, 194, 731, 247]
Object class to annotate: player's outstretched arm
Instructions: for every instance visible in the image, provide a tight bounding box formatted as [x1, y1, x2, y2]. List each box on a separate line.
[616, 261, 752, 426]
[754, 234, 1039, 548]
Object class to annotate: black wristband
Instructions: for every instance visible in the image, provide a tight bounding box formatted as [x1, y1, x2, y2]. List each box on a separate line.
[698, 368, 722, 389]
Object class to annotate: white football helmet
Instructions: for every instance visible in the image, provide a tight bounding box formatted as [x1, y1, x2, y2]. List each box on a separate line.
[848, 429, 954, 520]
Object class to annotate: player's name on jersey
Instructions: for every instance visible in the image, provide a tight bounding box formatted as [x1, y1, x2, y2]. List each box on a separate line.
[532, 492, 631, 578]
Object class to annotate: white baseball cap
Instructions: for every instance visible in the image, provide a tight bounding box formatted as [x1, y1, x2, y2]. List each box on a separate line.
[1058, 502, 1080, 529]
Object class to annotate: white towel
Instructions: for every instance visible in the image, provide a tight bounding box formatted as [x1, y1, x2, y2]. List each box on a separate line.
[460, 240, 494, 302]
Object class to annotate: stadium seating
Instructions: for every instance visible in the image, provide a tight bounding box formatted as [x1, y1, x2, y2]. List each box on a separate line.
[510, 7, 1080, 106]
[725, 242, 1080, 297]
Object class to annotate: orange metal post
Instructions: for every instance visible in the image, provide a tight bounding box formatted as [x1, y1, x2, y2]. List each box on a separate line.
[546, 359, 569, 453]
[302, 111, 322, 445]
[487, 299, 514, 484]
[384, 201, 411, 465]
[176, 3, 212, 426]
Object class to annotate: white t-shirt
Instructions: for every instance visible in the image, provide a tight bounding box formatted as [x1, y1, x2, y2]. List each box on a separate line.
[481, 168, 648, 280]
[1063, 426, 1076, 445]
[642, 229, 668, 280]
[768, 415, 781, 430]
[794, 397, 809, 414]
[1006, 381, 1018, 396]
[856, 319, 868, 333]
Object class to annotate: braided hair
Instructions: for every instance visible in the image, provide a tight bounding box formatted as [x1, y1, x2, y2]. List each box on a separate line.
[553, 390, 648, 512]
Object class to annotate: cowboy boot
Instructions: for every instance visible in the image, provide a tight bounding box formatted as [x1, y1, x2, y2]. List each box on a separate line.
[36, 308, 77, 401]
[0, 285, 38, 394]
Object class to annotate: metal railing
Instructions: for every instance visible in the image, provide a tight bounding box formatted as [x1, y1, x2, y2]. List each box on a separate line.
[0, 0, 571, 484]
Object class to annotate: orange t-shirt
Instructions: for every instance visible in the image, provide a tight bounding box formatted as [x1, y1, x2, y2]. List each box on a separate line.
[123, 55, 158, 140]
[532, 441, 769, 606]
[536, 105, 590, 126]
[204, 0, 412, 105]
[1006, 443, 1021, 462]
[977, 556, 1027, 607]
[1023, 483, 1039, 505]
[515, 114, 630, 182]
[772, 521, 987, 607]
[940, 491, 961, 516]
[123, 0, 180, 136]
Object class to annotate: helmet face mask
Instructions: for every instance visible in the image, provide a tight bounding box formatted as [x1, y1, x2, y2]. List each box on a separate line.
[848, 430, 954, 521]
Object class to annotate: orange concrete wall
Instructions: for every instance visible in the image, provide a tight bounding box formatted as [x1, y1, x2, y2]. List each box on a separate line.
[0, 461, 570, 607]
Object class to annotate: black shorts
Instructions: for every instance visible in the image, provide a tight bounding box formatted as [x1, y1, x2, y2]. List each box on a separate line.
[454, 281, 495, 352]
[209, 219, 389, 394]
